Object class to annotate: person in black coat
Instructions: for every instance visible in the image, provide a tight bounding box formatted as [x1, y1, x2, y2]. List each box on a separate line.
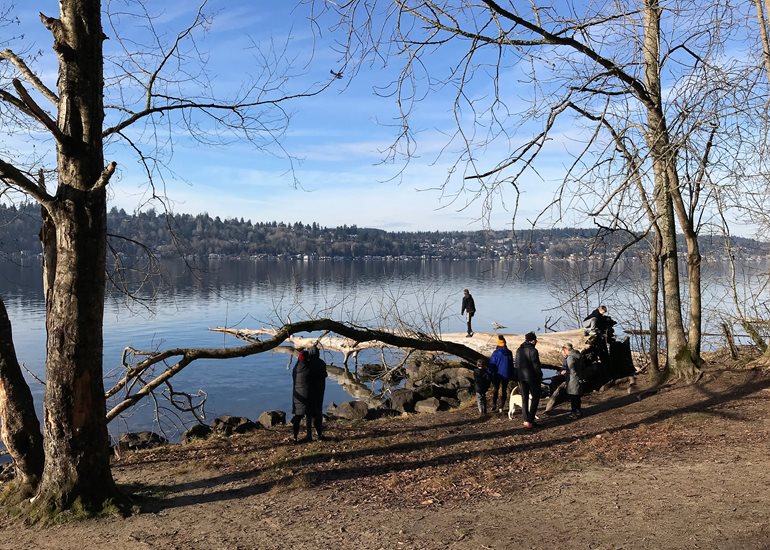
[291, 349, 312, 442]
[461, 288, 476, 337]
[291, 346, 328, 442]
[306, 345, 328, 440]
[515, 331, 543, 429]
[473, 359, 491, 417]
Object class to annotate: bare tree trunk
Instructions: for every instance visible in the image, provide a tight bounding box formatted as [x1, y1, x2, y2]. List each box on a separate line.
[0, 298, 44, 498]
[648, 238, 661, 375]
[643, 0, 699, 380]
[33, 1, 118, 511]
[756, 0, 770, 78]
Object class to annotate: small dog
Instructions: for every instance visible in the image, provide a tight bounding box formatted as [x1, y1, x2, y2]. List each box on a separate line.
[507, 386, 539, 420]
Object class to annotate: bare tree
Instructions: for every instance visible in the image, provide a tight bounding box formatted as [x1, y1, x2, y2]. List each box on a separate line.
[312, 0, 769, 379]
[0, 1, 334, 516]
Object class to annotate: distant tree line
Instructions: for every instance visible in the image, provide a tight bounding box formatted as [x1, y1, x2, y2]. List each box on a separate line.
[0, 202, 764, 260]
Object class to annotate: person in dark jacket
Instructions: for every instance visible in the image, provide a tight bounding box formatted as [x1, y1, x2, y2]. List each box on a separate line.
[291, 349, 312, 442]
[291, 346, 328, 442]
[473, 359, 491, 416]
[515, 331, 542, 428]
[461, 288, 476, 337]
[489, 335, 514, 412]
[560, 343, 583, 418]
[583, 305, 609, 334]
[306, 345, 328, 440]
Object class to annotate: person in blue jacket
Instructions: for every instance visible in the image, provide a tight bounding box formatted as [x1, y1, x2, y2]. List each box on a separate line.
[489, 335, 514, 413]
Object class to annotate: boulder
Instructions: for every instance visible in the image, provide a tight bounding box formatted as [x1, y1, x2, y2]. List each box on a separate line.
[334, 400, 369, 421]
[211, 415, 259, 436]
[257, 410, 287, 429]
[440, 397, 461, 409]
[456, 388, 474, 403]
[115, 431, 168, 453]
[414, 397, 441, 414]
[388, 388, 416, 412]
[181, 423, 213, 444]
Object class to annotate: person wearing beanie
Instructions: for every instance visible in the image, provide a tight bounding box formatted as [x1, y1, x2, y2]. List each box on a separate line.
[488, 334, 514, 413]
[515, 331, 543, 428]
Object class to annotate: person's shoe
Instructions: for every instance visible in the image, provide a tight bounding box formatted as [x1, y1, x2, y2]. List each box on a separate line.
[296, 435, 312, 444]
[522, 421, 534, 429]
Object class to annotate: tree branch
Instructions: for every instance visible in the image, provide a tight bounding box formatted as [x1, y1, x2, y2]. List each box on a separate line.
[0, 158, 55, 206]
[0, 48, 59, 105]
[106, 318, 485, 421]
[11, 78, 65, 142]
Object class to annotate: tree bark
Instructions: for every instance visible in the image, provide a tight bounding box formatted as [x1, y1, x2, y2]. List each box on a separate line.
[34, 0, 118, 511]
[0, 298, 45, 498]
[642, 0, 699, 381]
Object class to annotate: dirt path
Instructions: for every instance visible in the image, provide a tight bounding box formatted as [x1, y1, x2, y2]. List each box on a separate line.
[2, 366, 770, 549]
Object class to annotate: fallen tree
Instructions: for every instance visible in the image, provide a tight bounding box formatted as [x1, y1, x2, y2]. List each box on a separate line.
[106, 318, 486, 422]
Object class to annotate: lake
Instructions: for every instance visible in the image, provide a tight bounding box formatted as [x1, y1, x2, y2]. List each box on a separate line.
[0, 256, 760, 441]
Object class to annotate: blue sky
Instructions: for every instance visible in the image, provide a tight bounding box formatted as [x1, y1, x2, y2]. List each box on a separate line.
[5, 1, 760, 235]
[2, 1, 574, 232]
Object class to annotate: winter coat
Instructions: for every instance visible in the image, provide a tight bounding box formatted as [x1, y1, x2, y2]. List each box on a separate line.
[306, 346, 328, 415]
[563, 349, 583, 396]
[515, 342, 542, 384]
[489, 346, 514, 381]
[292, 351, 312, 416]
[473, 368, 491, 394]
[461, 294, 476, 316]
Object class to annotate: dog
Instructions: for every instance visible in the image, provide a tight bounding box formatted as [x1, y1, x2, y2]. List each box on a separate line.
[507, 385, 539, 420]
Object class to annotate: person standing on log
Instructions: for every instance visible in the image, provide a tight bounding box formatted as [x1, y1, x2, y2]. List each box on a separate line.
[306, 345, 328, 441]
[489, 335, 514, 413]
[461, 288, 476, 337]
[515, 332, 543, 429]
[561, 343, 584, 419]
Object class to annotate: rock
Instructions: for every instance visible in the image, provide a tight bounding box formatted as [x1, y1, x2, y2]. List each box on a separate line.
[327, 402, 338, 416]
[457, 389, 473, 403]
[414, 397, 441, 413]
[211, 415, 259, 436]
[257, 410, 286, 429]
[451, 376, 473, 389]
[181, 423, 212, 444]
[115, 431, 168, 452]
[440, 397, 461, 409]
[334, 400, 369, 421]
[388, 388, 416, 412]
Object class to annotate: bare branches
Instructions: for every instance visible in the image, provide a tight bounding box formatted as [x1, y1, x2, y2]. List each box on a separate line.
[106, 318, 485, 421]
[0, 48, 59, 105]
[0, 158, 55, 206]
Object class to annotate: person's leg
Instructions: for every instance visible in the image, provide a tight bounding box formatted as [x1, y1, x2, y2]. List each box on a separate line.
[466, 313, 473, 336]
[291, 415, 302, 441]
[491, 377, 500, 410]
[519, 381, 531, 424]
[314, 413, 325, 439]
[529, 382, 541, 423]
[500, 379, 509, 412]
[476, 393, 484, 415]
[570, 394, 582, 416]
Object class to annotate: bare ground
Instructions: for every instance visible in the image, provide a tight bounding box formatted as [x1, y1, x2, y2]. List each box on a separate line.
[2, 362, 770, 550]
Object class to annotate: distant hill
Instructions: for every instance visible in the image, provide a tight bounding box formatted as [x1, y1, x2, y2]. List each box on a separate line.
[0, 202, 766, 261]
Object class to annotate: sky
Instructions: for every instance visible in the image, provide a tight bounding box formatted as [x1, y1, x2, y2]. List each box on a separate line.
[0, 0, 579, 232]
[2, 1, 762, 235]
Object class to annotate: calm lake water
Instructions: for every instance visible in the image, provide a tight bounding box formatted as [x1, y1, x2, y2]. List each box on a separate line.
[0, 256, 761, 441]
